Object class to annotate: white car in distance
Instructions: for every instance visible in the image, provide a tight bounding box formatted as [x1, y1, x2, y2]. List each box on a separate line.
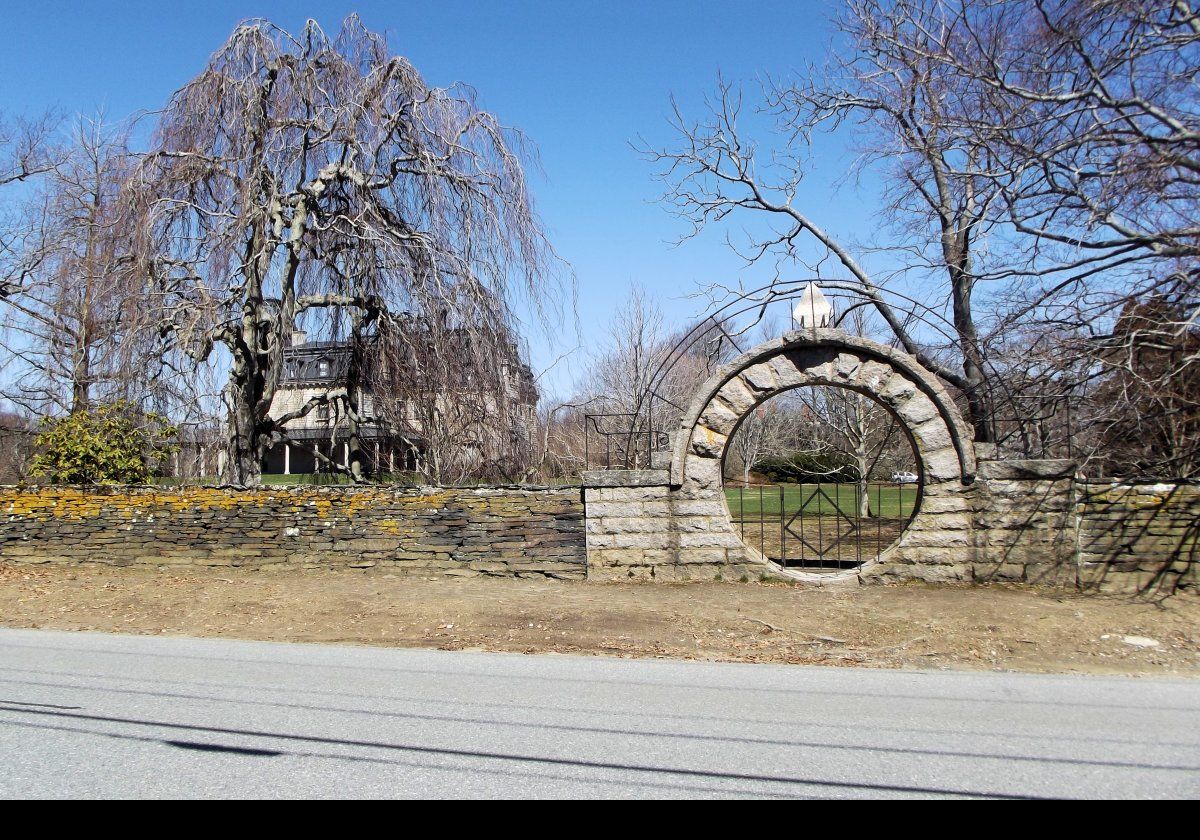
[891, 471, 919, 484]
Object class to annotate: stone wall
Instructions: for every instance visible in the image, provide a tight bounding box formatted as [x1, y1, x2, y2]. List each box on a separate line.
[1, 476, 1193, 594]
[865, 459, 1079, 586]
[585, 466, 1198, 595]
[1076, 482, 1199, 597]
[582, 470, 764, 582]
[972, 460, 1079, 586]
[0, 485, 585, 578]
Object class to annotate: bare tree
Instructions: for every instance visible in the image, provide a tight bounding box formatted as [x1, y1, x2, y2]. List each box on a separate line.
[0, 115, 144, 416]
[0, 409, 33, 482]
[725, 393, 802, 486]
[368, 313, 540, 484]
[928, 0, 1200, 281]
[571, 286, 732, 468]
[1087, 291, 1200, 477]
[796, 386, 911, 517]
[642, 0, 1200, 457]
[0, 112, 60, 190]
[129, 17, 562, 485]
[642, 63, 997, 438]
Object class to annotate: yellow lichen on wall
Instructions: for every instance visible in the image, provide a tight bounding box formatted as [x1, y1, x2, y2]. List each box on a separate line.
[0, 484, 586, 578]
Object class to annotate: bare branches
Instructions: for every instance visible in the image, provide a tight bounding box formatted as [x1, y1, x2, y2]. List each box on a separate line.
[642, 0, 1200, 465]
[638, 28, 992, 435]
[0, 112, 61, 188]
[127, 16, 567, 484]
[0, 115, 154, 417]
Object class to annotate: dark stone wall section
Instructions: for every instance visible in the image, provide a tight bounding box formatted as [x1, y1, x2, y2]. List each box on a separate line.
[1076, 482, 1199, 597]
[0, 486, 586, 579]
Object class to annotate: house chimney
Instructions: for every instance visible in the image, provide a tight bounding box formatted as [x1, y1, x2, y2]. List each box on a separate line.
[290, 330, 308, 346]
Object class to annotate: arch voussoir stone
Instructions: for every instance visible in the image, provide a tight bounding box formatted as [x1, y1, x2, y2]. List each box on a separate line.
[671, 330, 976, 490]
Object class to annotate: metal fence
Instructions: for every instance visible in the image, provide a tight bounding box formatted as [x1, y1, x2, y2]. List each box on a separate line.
[583, 412, 670, 470]
[726, 481, 921, 572]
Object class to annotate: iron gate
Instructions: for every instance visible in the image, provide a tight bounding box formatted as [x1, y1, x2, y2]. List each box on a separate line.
[727, 481, 921, 571]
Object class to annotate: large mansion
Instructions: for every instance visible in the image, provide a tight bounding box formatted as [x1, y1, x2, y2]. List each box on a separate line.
[262, 331, 538, 477]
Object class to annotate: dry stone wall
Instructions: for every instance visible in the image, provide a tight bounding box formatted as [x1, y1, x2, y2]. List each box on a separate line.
[0, 485, 585, 578]
[1076, 482, 1199, 597]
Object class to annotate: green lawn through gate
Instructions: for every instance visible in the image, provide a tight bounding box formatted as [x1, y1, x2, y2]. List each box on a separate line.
[725, 483, 919, 521]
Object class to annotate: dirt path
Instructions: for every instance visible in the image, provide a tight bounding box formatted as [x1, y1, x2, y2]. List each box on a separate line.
[1, 564, 1197, 676]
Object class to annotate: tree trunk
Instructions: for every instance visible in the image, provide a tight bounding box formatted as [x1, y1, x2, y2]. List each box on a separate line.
[945, 227, 993, 443]
[345, 326, 366, 483]
[223, 304, 266, 486]
[224, 379, 261, 485]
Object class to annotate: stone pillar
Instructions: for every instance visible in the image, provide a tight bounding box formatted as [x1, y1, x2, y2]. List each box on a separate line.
[581, 469, 753, 582]
[971, 459, 1078, 586]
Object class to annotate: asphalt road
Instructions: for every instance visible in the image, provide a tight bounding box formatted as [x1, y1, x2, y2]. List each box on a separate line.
[0, 628, 1196, 799]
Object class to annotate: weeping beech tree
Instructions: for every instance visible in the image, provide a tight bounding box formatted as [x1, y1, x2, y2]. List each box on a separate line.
[129, 17, 559, 484]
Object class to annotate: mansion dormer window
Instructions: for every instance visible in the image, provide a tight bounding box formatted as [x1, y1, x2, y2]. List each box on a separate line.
[317, 359, 331, 378]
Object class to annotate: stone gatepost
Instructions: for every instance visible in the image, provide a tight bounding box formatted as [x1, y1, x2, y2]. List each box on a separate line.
[581, 469, 763, 581]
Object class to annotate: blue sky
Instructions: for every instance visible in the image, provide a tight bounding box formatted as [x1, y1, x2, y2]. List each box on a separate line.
[0, 1, 874, 395]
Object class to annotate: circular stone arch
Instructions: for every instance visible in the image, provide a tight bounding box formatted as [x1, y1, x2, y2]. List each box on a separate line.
[669, 329, 975, 579]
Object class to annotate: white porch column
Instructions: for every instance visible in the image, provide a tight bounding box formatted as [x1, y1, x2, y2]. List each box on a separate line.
[283, 444, 291, 475]
[343, 442, 349, 468]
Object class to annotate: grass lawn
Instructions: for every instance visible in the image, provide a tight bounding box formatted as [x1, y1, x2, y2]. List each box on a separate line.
[155, 474, 355, 486]
[725, 482, 918, 521]
[258, 473, 356, 485]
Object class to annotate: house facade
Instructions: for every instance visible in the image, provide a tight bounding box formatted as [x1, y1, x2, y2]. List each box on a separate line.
[262, 331, 537, 477]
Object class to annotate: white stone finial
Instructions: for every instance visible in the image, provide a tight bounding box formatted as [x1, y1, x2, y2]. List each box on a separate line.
[793, 282, 833, 330]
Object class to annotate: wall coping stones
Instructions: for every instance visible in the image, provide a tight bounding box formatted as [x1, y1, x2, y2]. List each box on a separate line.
[978, 459, 1079, 481]
[581, 470, 671, 488]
